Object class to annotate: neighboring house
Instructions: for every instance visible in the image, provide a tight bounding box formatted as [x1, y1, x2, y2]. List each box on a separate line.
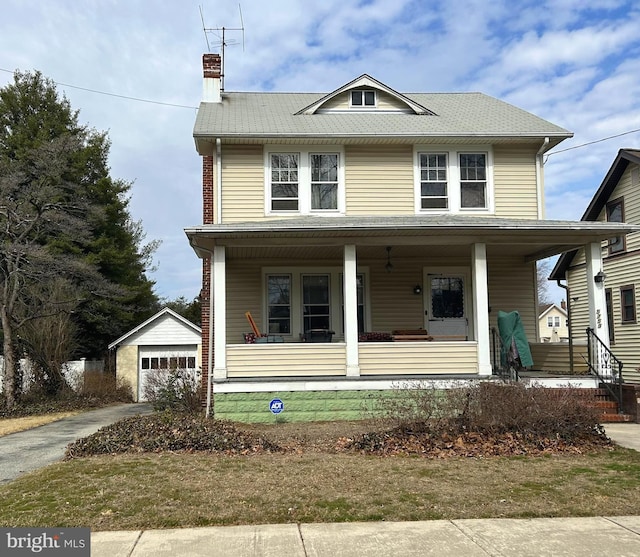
[551, 149, 640, 383]
[185, 54, 635, 421]
[108, 307, 202, 402]
[538, 302, 568, 342]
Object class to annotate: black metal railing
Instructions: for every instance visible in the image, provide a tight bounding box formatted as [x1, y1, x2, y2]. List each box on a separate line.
[586, 327, 624, 408]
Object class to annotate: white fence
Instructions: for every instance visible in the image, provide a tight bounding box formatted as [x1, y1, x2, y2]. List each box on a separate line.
[0, 357, 104, 393]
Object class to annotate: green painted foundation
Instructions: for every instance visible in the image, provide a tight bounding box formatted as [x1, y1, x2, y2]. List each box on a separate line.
[213, 389, 399, 423]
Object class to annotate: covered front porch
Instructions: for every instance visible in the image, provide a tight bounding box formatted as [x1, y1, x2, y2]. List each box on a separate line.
[186, 215, 632, 397]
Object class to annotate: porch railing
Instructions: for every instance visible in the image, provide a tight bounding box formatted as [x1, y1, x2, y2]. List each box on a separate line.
[586, 327, 623, 408]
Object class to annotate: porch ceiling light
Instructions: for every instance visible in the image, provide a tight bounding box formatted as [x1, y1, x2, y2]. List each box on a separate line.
[594, 271, 606, 283]
[385, 246, 394, 273]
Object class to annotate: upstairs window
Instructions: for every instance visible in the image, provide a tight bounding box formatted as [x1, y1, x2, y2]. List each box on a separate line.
[267, 148, 344, 215]
[459, 153, 487, 208]
[606, 197, 625, 255]
[419, 153, 448, 209]
[416, 147, 492, 213]
[351, 90, 376, 107]
[270, 154, 299, 211]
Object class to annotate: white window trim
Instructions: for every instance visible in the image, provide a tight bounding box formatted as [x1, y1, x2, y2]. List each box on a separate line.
[265, 146, 346, 216]
[350, 89, 377, 108]
[413, 145, 494, 214]
[263, 266, 370, 340]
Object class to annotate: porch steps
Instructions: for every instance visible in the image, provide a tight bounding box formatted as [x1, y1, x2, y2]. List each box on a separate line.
[546, 387, 634, 423]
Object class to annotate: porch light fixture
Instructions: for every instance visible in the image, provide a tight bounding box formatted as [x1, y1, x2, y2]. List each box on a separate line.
[413, 285, 422, 295]
[594, 271, 606, 283]
[385, 246, 394, 273]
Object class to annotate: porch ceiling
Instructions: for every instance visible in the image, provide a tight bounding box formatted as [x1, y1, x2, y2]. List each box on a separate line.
[185, 215, 639, 263]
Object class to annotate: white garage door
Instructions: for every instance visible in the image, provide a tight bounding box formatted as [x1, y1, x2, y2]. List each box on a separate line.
[138, 345, 198, 402]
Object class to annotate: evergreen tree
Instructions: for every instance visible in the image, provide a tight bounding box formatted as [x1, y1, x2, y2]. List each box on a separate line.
[0, 71, 159, 406]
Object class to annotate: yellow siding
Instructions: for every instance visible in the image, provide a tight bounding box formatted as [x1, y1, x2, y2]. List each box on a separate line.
[345, 145, 414, 215]
[227, 260, 264, 342]
[567, 163, 640, 381]
[227, 344, 345, 377]
[116, 345, 138, 401]
[221, 145, 265, 222]
[488, 257, 537, 340]
[529, 343, 588, 373]
[359, 342, 477, 375]
[493, 146, 539, 218]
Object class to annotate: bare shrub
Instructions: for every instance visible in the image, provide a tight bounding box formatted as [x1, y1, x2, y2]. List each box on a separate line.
[143, 367, 202, 413]
[369, 381, 602, 443]
[81, 372, 133, 402]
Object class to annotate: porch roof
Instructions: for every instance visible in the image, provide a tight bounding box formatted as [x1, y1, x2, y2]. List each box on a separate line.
[185, 215, 638, 262]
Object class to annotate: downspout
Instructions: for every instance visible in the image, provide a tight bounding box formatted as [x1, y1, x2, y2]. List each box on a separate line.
[556, 278, 574, 374]
[204, 248, 214, 418]
[216, 138, 222, 224]
[536, 137, 549, 220]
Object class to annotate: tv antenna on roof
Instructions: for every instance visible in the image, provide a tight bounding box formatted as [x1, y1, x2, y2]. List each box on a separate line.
[200, 4, 245, 91]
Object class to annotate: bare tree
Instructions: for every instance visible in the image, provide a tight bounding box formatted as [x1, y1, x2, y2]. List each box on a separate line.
[0, 136, 107, 408]
[537, 259, 553, 307]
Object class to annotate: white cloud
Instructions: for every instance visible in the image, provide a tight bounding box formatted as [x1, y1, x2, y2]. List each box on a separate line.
[1, 0, 639, 306]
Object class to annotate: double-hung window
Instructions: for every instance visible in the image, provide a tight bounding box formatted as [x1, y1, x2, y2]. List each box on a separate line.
[621, 285, 636, 324]
[267, 148, 343, 214]
[416, 147, 492, 213]
[459, 153, 487, 208]
[606, 197, 625, 255]
[419, 153, 448, 209]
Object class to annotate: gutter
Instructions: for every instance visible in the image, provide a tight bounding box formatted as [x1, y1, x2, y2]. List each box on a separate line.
[556, 278, 574, 373]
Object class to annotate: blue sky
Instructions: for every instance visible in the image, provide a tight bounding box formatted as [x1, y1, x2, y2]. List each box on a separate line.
[2, 0, 640, 305]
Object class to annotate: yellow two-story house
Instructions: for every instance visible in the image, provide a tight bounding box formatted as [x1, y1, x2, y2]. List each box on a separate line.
[186, 54, 634, 422]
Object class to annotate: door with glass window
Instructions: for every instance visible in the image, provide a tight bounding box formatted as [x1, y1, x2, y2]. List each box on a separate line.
[302, 274, 331, 333]
[424, 272, 469, 338]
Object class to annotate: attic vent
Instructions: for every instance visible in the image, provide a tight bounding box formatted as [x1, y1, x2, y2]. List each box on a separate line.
[351, 90, 376, 107]
[631, 167, 639, 187]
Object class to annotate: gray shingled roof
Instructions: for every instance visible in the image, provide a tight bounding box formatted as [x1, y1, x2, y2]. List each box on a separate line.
[193, 91, 572, 148]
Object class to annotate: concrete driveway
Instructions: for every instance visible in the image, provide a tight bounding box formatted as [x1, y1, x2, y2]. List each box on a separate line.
[0, 403, 153, 484]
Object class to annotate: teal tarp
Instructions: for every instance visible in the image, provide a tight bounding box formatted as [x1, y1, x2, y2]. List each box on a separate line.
[497, 310, 534, 368]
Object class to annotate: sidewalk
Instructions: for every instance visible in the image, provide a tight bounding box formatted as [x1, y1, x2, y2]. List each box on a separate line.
[92, 516, 640, 556]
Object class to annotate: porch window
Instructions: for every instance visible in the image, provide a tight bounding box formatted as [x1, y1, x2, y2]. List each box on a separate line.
[267, 274, 292, 334]
[621, 285, 636, 324]
[341, 273, 366, 333]
[302, 274, 331, 331]
[459, 153, 487, 208]
[606, 197, 625, 255]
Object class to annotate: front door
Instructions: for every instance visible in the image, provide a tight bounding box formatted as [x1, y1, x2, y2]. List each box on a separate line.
[424, 270, 469, 339]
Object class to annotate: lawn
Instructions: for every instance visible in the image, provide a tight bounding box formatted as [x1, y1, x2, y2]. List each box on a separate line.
[2, 419, 640, 531]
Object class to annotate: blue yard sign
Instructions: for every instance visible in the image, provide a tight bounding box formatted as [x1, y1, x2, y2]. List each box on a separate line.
[269, 398, 284, 414]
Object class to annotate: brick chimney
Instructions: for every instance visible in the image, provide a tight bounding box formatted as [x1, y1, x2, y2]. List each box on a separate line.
[202, 53, 222, 103]
[560, 299, 567, 311]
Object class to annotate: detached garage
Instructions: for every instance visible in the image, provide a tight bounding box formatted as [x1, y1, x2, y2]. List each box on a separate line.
[109, 307, 202, 402]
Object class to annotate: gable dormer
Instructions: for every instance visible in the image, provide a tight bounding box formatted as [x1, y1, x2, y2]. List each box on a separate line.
[295, 74, 437, 115]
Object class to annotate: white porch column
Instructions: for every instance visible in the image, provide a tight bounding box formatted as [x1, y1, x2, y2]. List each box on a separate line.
[213, 245, 227, 379]
[472, 243, 492, 376]
[343, 244, 360, 377]
[585, 241, 610, 344]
